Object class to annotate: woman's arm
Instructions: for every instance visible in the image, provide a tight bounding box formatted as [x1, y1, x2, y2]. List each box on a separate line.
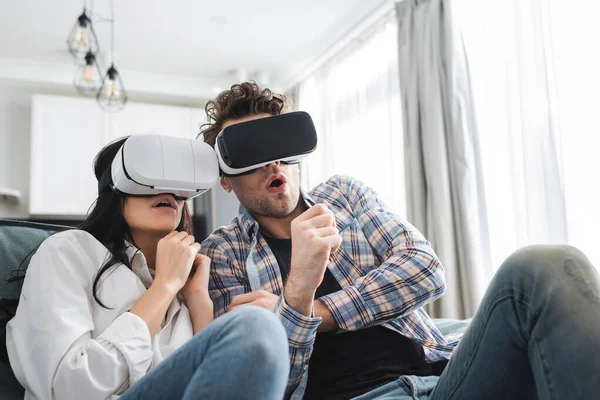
[129, 283, 178, 337]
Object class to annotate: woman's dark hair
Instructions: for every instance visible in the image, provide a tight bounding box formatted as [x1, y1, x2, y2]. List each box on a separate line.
[79, 137, 193, 308]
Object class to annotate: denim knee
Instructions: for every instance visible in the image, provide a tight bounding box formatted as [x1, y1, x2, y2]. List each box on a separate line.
[497, 245, 591, 289]
[229, 306, 289, 360]
[230, 305, 285, 335]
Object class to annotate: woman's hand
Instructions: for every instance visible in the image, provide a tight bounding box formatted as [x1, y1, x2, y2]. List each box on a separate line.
[154, 231, 200, 293]
[183, 254, 214, 333]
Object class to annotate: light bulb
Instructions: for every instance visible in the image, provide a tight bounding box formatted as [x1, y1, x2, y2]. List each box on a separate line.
[83, 65, 94, 83]
[74, 51, 101, 95]
[105, 80, 119, 99]
[97, 65, 127, 111]
[75, 28, 88, 45]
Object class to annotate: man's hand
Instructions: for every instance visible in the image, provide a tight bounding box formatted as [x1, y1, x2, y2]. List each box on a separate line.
[183, 254, 214, 334]
[229, 290, 279, 312]
[285, 204, 342, 316]
[182, 254, 212, 298]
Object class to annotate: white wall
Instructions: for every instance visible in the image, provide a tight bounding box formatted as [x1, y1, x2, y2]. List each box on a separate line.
[0, 82, 37, 218]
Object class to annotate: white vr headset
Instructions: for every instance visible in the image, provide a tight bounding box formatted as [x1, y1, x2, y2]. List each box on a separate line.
[98, 134, 219, 200]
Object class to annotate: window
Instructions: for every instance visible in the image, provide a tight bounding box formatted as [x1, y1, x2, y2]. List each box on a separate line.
[458, 0, 599, 270]
[297, 13, 406, 216]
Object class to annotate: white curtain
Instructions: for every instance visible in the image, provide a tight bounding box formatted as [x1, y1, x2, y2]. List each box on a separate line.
[456, 0, 569, 271]
[545, 0, 600, 271]
[396, 0, 492, 319]
[297, 13, 406, 216]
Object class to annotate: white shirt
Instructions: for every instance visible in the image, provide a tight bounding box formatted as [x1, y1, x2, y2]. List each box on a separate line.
[6, 230, 194, 400]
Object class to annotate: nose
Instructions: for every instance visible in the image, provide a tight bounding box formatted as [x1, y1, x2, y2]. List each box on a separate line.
[261, 160, 281, 170]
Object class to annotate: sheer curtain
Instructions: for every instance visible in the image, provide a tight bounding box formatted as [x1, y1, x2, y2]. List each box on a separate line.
[296, 12, 406, 216]
[395, 0, 491, 319]
[456, 0, 569, 271]
[547, 0, 600, 270]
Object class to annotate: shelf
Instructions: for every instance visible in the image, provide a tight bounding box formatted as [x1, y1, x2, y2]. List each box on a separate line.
[0, 188, 22, 203]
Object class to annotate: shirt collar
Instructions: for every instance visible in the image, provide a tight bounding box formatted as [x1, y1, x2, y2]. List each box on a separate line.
[124, 240, 154, 289]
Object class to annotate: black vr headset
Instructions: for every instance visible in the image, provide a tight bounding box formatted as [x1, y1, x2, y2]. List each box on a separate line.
[214, 111, 318, 176]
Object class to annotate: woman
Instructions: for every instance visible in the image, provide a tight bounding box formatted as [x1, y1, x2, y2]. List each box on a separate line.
[6, 137, 289, 400]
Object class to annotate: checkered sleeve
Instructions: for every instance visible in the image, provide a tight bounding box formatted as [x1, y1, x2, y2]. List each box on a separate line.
[201, 243, 251, 318]
[275, 289, 322, 398]
[318, 176, 447, 332]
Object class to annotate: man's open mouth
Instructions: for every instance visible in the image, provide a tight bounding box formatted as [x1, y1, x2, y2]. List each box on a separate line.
[270, 179, 283, 188]
[266, 174, 287, 189]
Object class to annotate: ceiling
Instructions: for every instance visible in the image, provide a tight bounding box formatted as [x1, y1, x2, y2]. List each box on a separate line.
[0, 0, 392, 101]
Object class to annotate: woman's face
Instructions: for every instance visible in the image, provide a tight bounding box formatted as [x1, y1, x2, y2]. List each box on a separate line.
[123, 194, 185, 236]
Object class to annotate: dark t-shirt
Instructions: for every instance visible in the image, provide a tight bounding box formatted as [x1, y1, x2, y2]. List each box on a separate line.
[264, 236, 448, 400]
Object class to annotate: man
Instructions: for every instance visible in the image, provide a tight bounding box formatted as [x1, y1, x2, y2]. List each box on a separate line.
[200, 82, 600, 400]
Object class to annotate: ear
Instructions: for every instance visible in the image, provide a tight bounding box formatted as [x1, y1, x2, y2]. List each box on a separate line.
[220, 176, 232, 192]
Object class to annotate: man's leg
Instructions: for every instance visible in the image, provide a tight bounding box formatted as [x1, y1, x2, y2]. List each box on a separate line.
[430, 245, 600, 400]
[121, 306, 290, 400]
[351, 376, 439, 400]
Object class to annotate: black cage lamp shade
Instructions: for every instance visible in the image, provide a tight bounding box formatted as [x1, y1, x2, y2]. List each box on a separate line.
[73, 51, 103, 95]
[66, 9, 100, 63]
[96, 64, 128, 111]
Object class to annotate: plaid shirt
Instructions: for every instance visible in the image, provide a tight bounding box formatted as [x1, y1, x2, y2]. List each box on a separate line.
[201, 175, 461, 399]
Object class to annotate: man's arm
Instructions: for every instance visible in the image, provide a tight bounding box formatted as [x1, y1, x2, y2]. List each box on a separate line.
[314, 299, 338, 332]
[316, 176, 447, 332]
[201, 243, 322, 399]
[201, 245, 250, 318]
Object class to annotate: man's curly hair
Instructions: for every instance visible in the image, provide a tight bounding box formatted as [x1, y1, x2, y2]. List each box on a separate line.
[199, 81, 290, 147]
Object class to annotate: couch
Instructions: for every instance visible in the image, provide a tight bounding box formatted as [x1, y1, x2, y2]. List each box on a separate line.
[0, 219, 471, 400]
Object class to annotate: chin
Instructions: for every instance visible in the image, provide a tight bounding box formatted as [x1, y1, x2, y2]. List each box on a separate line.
[274, 198, 298, 214]
[149, 226, 177, 235]
[273, 204, 297, 218]
[147, 220, 180, 234]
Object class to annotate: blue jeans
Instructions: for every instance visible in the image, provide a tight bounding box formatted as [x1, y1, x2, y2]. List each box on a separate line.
[121, 306, 289, 400]
[354, 245, 600, 400]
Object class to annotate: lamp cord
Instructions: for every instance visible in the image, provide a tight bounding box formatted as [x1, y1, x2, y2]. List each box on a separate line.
[110, 0, 115, 65]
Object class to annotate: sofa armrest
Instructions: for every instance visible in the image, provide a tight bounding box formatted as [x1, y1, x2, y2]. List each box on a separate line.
[0, 362, 24, 399]
[433, 318, 471, 337]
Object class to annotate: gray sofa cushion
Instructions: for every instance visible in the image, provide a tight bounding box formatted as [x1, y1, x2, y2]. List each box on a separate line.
[0, 362, 23, 399]
[1, 219, 70, 400]
[433, 318, 472, 337]
[0, 219, 69, 299]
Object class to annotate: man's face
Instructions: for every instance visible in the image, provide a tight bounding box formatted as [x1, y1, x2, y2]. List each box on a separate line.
[220, 113, 301, 219]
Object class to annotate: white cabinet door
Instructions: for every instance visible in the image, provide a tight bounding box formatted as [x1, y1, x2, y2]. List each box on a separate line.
[29, 95, 108, 216]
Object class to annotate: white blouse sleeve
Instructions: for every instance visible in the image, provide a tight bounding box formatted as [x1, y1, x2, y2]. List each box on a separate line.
[6, 235, 153, 400]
